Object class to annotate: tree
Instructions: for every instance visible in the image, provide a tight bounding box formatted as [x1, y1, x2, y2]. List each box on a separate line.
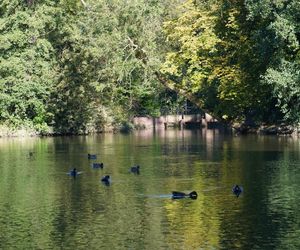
[246, 0, 300, 124]
[50, 0, 183, 132]
[161, 0, 287, 124]
[0, 0, 184, 133]
[0, 0, 59, 130]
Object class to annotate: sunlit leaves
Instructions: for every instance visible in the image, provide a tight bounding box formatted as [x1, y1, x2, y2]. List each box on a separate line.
[263, 60, 300, 124]
[162, 0, 254, 121]
[161, 0, 300, 124]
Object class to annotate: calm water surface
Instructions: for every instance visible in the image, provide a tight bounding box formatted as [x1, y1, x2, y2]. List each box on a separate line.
[0, 129, 300, 249]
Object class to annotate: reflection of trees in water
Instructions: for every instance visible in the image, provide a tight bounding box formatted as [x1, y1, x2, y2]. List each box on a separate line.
[266, 158, 300, 249]
[218, 137, 300, 249]
[1, 133, 300, 248]
[162, 184, 221, 249]
[0, 139, 60, 248]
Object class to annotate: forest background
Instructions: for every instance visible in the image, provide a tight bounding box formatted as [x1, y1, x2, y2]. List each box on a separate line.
[0, 0, 299, 135]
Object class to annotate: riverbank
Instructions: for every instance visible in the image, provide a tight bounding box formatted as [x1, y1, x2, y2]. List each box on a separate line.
[0, 125, 38, 138]
[132, 115, 300, 137]
[0, 124, 114, 138]
[1, 122, 299, 138]
[233, 123, 299, 136]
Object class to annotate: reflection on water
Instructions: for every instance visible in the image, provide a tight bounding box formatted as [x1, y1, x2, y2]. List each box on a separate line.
[0, 130, 300, 249]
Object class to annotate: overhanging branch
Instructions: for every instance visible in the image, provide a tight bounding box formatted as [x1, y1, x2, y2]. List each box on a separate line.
[154, 72, 226, 123]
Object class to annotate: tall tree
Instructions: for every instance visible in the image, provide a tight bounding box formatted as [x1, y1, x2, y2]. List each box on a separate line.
[0, 0, 59, 130]
[0, 0, 184, 133]
[161, 0, 286, 124]
[246, 0, 300, 124]
[50, 0, 182, 132]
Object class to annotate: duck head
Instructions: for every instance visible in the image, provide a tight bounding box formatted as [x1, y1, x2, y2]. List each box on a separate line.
[189, 191, 198, 199]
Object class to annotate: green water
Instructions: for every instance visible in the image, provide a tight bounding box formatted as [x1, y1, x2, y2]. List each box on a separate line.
[0, 129, 300, 249]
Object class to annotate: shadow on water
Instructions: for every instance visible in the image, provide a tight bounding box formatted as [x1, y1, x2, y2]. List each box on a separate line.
[0, 130, 300, 249]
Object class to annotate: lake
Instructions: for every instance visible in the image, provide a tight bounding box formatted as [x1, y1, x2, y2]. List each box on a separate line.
[0, 129, 299, 249]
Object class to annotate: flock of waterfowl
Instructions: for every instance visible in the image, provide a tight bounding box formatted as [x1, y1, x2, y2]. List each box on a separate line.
[68, 154, 141, 187]
[64, 152, 244, 199]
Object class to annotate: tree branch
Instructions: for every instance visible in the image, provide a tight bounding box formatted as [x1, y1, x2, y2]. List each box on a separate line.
[154, 71, 226, 124]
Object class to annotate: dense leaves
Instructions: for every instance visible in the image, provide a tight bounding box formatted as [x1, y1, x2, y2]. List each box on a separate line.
[0, 1, 59, 130]
[0, 0, 181, 133]
[162, 0, 300, 125]
[246, 0, 300, 124]
[1, 0, 300, 134]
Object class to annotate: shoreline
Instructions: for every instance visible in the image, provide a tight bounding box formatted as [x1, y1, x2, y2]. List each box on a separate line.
[0, 125, 115, 138]
[0, 123, 299, 138]
[232, 123, 299, 137]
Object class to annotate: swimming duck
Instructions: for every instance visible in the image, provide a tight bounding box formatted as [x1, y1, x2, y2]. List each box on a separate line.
[101, 175, 110, 186]
[232, 184, 243, 197]
[69, 168, 78, 177]
[130, 165, 140, 174]
[92, 163, 104, 169]
[172, 191, 198, 200]
[88, 154, 97, 159]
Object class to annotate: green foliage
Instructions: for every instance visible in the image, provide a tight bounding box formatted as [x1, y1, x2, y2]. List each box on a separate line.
[161, 0, 300, 124]
[1, 0, 300, 135]
[246, 0, 300, 124]
[0, 1, 58, 131]
[263, 60, 300, 123]
[162, 0, 250, 121]
[49, 0, 182, 132]
[0, 0, 182, 134]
